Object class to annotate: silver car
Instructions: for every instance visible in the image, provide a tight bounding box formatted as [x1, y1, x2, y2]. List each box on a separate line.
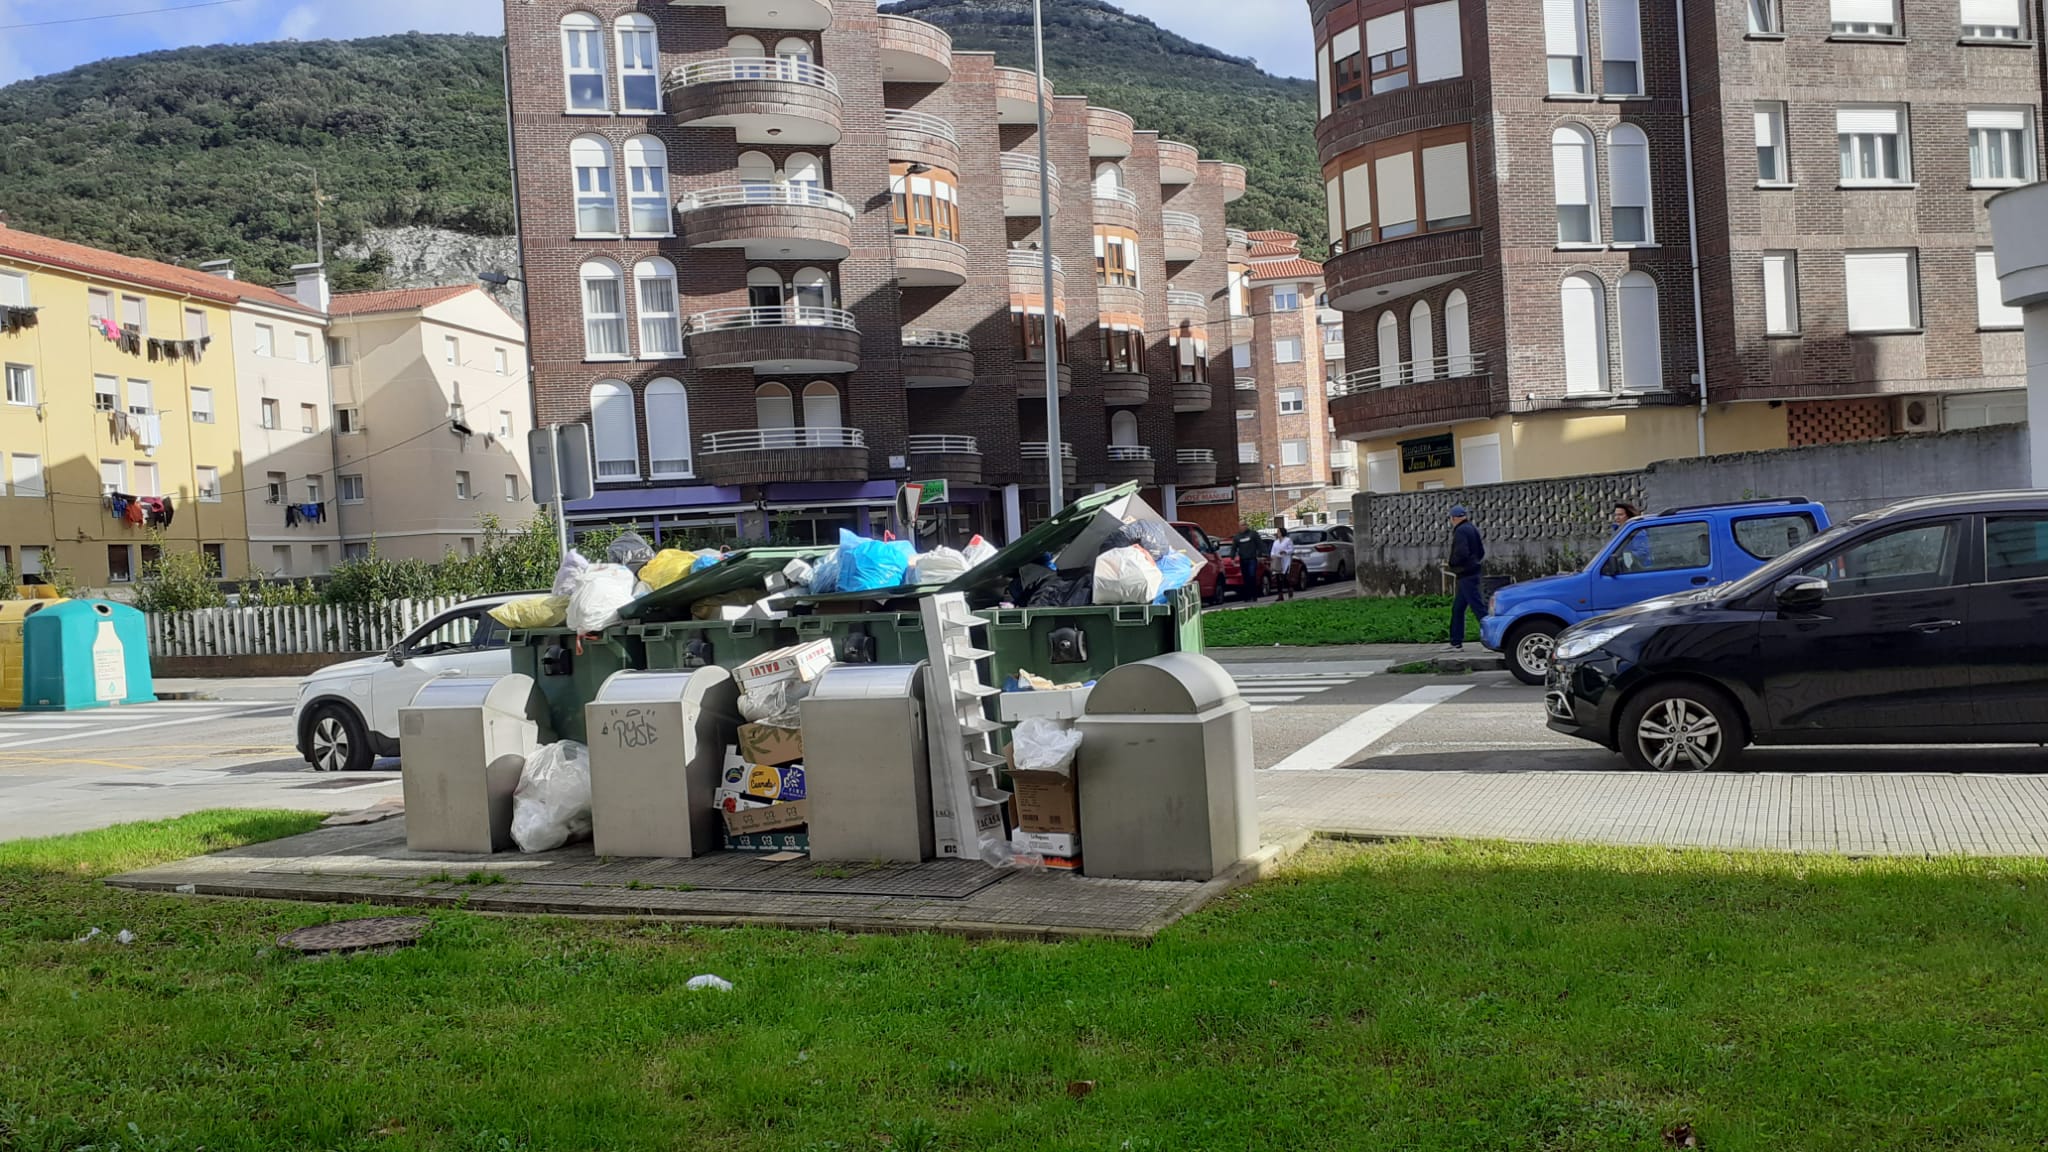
[1287, 526, 1355, 584]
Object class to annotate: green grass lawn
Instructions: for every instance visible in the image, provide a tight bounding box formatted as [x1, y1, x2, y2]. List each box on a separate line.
[8, 815, 2048, 1150]
[1205, 595, 1452, 647]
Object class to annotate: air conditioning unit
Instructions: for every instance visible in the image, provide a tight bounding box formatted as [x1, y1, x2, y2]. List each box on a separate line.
[1896, 396, 1937, 434]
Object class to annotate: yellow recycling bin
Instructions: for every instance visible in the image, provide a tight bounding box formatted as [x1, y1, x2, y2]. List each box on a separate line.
[0, 598, 63, 710]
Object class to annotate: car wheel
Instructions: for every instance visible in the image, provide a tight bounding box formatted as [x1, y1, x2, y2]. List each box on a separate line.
[1504, 620, 1559, 686]
[306, 702, 373, 773]
[1618, 683, 1745, 773]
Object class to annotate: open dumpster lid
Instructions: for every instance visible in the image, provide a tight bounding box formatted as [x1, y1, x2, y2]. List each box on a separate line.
[617, 546, 828, 623]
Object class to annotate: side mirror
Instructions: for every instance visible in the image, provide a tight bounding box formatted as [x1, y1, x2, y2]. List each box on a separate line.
[387, 649, 407, 667]
[1775, 574, 1828, 613]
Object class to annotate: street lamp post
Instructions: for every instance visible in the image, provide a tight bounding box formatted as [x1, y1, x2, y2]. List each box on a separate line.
[1266, 464, 1279, 522]
[1032, 0, 1063, 508]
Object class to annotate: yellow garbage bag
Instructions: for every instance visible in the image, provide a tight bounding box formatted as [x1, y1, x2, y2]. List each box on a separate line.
[639, 549, 700, 592]
[489, 594, 569, 629]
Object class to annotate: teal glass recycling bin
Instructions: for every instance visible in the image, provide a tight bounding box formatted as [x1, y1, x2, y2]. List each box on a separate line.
[21, 599, 156, 711]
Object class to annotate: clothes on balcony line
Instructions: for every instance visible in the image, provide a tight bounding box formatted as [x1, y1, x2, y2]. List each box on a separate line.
[139, 496, 173, 528]
[284, 502, 327, 527]
[0, 305, 36, 335]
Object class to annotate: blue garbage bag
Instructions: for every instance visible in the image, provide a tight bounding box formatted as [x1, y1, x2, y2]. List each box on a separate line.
[1154, 552, 1194, 603]
[836, 529, 917, 592]
[811, 549, 843, 594]
[690, 553, 721, 573]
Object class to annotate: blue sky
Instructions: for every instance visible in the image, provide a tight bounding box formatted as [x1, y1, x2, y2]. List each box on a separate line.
[0, 0, 1314, 87]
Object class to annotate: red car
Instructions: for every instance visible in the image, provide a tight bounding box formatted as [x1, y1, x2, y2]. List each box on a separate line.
[1170, 522, 1225, 604]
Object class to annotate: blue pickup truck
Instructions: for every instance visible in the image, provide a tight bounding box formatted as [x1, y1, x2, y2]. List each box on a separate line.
[1482, 498, 1830, 683]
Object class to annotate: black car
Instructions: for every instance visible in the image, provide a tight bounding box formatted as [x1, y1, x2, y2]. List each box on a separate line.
[1547, 491, 2048, 771]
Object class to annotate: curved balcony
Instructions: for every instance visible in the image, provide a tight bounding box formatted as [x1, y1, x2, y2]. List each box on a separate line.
[665, 58, 842, 147]
[1162, 210, 1204, 262]
[1001, 153, 1062, 217]
[877, 14, 952, 83]
[1158, 140, 1201, 185]
[1226, 227, 1252, 260]
[1203, 160, 1248, 203]
[1174, 380, 1213, 413]
[1102, 370, 1150, 407]
[1329, 355, 1494, 440]
[885, 108, 960, 172]
[699, 426, 868, 486]
[678, 184, 854, 261]
[1009, 362, 1072, 398]
[1096, 280, 1144, 316]
[1176, 448, 1218, 487]
[906, 434, 982, 485]
[893, 233, 969, 287]
[1092, 184, 1139, 231]
[1086, 106, 1135, 158]
[1104, 444, 1155, 485]
[1166, 289, 1208, 326]
[1007, 249, 1065, 303]
[670, 0, 831, 32]
[1323, 227, 1484, 313]
[901, 328, 974, 388]
[1021, 441, 1079, 487]
[686, 306, 860, 375]
[994, 66, 1055, 124]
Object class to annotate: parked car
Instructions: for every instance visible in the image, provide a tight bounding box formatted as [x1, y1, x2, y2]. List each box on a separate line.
[1169, 522, 1224, 603]
[1287, 525, 1355, 585]
[1546, 491, 2048, 771]
[1482, 498, 1829, 684]
[293, 593, 530, 772]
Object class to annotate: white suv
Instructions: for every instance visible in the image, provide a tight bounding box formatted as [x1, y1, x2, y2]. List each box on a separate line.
[293, 593, 529, 772]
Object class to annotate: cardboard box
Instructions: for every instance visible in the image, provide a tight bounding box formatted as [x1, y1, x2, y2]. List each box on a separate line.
[995, 687, 1093, 723]
[735, 639, 835, 689]
[721, 762, 805, 802]
[1012, 828, 1081, 871]
[738, 721, 804, 767]
[714, 787, 773, 814]
[1010, 770, 1079, 834]
[725, 830, 810, 854]
[722, 798, 810, 835]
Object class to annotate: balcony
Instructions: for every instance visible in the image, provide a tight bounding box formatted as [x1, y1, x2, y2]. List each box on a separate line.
[1162, 210, 1203, 262]
[1328, 354, 1494, 440]
[1012, 359, 1072, 397]
[1226, 227, 1251, 260]
[1174, 379, 1212, 413]
[885, 108, 960, 172]
[1086, 106, 1135, 158]
[1000, 153, 1062, 217]
[1166, 289, 1208, 327]
[901, 329, 974, 388]
[665, 58, 842, 147]
[1204, 161, 1248, 203]
[669, 0, 830, 31]
[893, 233, 969, 287]
[1104, 443, 1155, 485]
[1096, 278, 1144, 316]
[1102, 368, 1149, 407]
[686, 306, 860, 375]
[678, 184, 855, 261]
[1158, 140, 1200, 185]
[1324, 227, 1483, 313]
[1007, 248, 1065, 303]
[1329, 354, 1488, 397]
[1020, 441, 1079, 487]
[1176, 448, 1217, 487]
[906, 434, 982, 484]
[1092, 183, 1139, 231]
[877, 14, 952, 83]
[699, 426, 868, 486]
[994, 66, 1055, 124]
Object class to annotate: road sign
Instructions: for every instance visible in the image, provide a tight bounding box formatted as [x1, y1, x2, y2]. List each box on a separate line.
[529, 424, 595, 504]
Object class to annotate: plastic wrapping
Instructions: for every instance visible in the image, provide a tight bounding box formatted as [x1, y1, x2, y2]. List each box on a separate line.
[1011, 717, 1082, 776]
[782, 558, 816, 588]
[567, 564, 638, 633]
[810, 550, 843, 594]
[489, 594, 569, 630]
[510, 740, 592, 853]
[607, 531, 655, 571]
[739, 678, 810, 726]
[1091, 545, 1163, 605]
[551, 550, 592, 598]
[639, 549, 698, 591]
[836, 530, 917, 592]
[912, 546, 969, 584]
[1154, 553, 1194, 602]
[690, 553, 722, 574]
[961, 534, 998, 569]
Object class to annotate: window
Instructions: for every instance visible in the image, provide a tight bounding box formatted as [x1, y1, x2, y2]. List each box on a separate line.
[1748, 0, 1783, 33]
[792, 266, 833, 312]
[1011, 309, 1067, 364]
[450, 401, 468, 428]
[615, 13, 660, 113]
[1095, 229, 1141, 288]
[1366, 450, 1398, 494]
[1986, 516, 2048, 582]
[88, 289, 112, 323]
[1831, 0, 1899, 35]
[635, 257, 682, 358]
[1173, 333, 1208, 382]
[645, 378, 693, 478]
[1800, 522, 1958, 596]
[9, 455, 39, 498]
[1600, 0, 1642, 95]
[3, 364, 31, 407]
[580, 259, 629, 359]
[134, 462, 158, 498]
[272, 546, 293, 577]
[305, 476, 321, 503]
[1376, 310, 1401, 385]
[293, 331, 312, 363]
[202, 543, 224, 576]
[94, 375, 118, 412]
[1561, 272, 1608, 395]
[455, 471, 471, 501]
[590, 381, 639, 479]
[1363, 10, 1410, 93]
[120, 295, 145, 336]
[1273, 290, 1301, 312]
[1733, 513, 1819, 561]
[1618, 272, 1663, 392]
[498, 410, 512, 438]
[505, 474, 522, 502]
[1552, 126, 1599, 244]
[1977, 250, 2023, 329]
[265, 471, 286, 504]
[1238, 441, 1259, 464]
[1843, 249, 1920, 332]
[1280, 439, 1309, 466]
[1274, 338, 1303, 364]
[440, 335, 458, 366]
[1278, 388, 1305, 414]
[1328, 22, 1364, 109]
[1237, 410, 1256, 421]
[1613, 521, 1713, 573]
[1762, 252, 1800, 335]
[1606, 126, 1652, 244]
[1838, 106, 1908, 183]
[311, 545, 331, 576]
[340, 474, 365, 504]
[1409, 300, 1436, 382]
[127, 379, 151, 416]
[336, 406, 362, 434]
[18, 546, 41, 579]
[100, 460, 126, 497]
[259, 398, 280, 430]
[1445, 289, 1473, 376]
[1102, 324, 1146, 374]
[1421, 139, 1473, 229]
[572, 136, 619, 236]
[801, 381, 842, 440]
[108, 546, 133, 584]
[1376, 148, 1417, 239]
[1968, 108, 2034, 186]
[1755, 103, 1789, 184]
[252, 323, 274, 358]
[183, 307, 206, 339]
[345, 543, 369, 561]
[1413, 2, 1462, 84]
[1546, 0, 1589, 94]
[292, 403, 313, 433]
[190, 387, 213, 424]
[1232, 342, 1251, 370]
[561, 12, 608, 111]
[624, 135, 671, 236]
[0, 271, 24, 307]
[1962, 0, 2025, 38]
[196, 466, 219, 502]
[756, 382, 795, 429]
[326, 336, 349, 366]
[494, 347, 508, 376]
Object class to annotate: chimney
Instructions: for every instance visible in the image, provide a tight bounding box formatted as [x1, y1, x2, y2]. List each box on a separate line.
[289, 262, 331, 313]
[197, 258, 236, 281]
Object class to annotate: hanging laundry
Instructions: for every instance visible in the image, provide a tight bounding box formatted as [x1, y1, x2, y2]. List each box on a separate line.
[193, 335, 211, 363]
[124, 499, 145, 526]
[108, 493, 133, 522]
[146, 339, 163, 363]
[163, 341, 181, 362]
[108, 409, 131, 441]
[285, 504, 299, 528]
[0, 305, 37, 335]
[138, 496, 173, 529]
[159, 495, 174, 529]
[137, 414, 162, 452]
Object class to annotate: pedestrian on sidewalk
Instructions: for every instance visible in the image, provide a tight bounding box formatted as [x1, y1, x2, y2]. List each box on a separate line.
[1269, 527, 1297, 601]
[1231, 523, 1262, 601]
[1445, 505, 1485, 651]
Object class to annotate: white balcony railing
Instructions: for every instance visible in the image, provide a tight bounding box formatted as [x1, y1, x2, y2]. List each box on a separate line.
[668, 57, 839, 93]
[1226, 227, 1251, 248]
[1000, 152, 1060, 181]
[902, 328, 971, 350]
[885, 108, 958, 144]
[1328, 352, 1488, 397]
[1021, 441, 1076, 460]
[1161, 210, 1202, 232]
[907, 434, 979, 454]
[678, 183, 855, 216]
[1166, 290, 1207, 311]
[1007, 249, 1064, 275]
[1095, 185, 1139, 207]
[688, 305, 858, 334]
[1235, 376, 1258, 391]
[702, 426, 866, 453]
[1176, 448, 1217, 465]
[1107, 445, 1153, 462]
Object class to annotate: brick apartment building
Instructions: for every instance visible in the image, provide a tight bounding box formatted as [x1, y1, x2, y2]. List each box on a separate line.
[502, 0, 1248, 544]
[1305, 0, 2042, 494]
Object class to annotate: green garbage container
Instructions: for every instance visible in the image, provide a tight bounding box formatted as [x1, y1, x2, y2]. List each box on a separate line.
[792, 609, 927, 665]
[634, 617, 793, 671]
[979, 581, 1204, 686]
[506, 627, 642, 745]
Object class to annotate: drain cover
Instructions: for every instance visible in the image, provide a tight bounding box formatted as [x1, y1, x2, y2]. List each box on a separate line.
[278, 916, 430, 955]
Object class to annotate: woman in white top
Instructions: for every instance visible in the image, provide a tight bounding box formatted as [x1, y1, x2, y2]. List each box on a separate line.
[1268, 531, 1297, 601]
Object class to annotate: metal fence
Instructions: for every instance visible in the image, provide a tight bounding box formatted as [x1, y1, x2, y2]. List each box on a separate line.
[146, 596, 465, 659]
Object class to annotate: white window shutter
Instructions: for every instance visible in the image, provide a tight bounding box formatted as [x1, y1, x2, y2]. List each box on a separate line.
[1561, 276, 1605, 394]
[645, 381, 692, 477]
[1552, 135, 1590, 204]
[1753, 108, 1776, 147]
[1961, 0, 2022, 25]
[1843, 250, 1915, 331]
[591, 384, 638, 475]
[1600, 0, 1641, 61]
[1318, 43, 1334, 117]
[1377, 312, 1401, 383]
[1831, 0, 1897, 23]
[1610, 132, 1650, 206]
[1365, 12, 1407, 55]
[1413, 2, 1463, 82]
[1836, 107, 1899, 134]
[1375, 151, 1417, 229]
[1544, 0, 1584, 56]
[1762, 254, 1795, 333]
[1619, 274, 1662, 392]
[1968, 108, 2028, 131]
[1326, 175, 1345, 241]
[1422, 142, 1471, 222]
[1341, 164, 1373, 230]
[1330, 25, 1361, 59]
[1977, 250, 2023, 327]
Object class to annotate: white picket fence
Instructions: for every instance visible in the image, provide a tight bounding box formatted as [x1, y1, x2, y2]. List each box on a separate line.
[147, 596, 466, 659]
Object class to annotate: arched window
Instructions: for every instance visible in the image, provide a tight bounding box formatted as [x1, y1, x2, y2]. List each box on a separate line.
[784, 152, 823, 196]
[634, 258, 681, 358]
[589, 381, 639, 479]
[1560, 272, 1608, 396]
[1109, 409, 1139, 446]
[728, 34, 765, 79]
[1551, 125, 1598, 245]
[792, 267, 833, 316]
[614, 13, 660, 113]
[1093, 161, 1126, 199]
[623, 136, 670, 237]
[747, 267, 785, 310]
[775, 36, 814, 74]
[1409, 300, 1436, 383]
[756, 382, 795, 429]
[579, 259, 628, 359]
[1618, 271, 1662, 393]
[1376, 310, 1401, 386]
[571, 135, 617, 236]
[801, 381, 841, 445]
[561, 12, 607, 112]
[645, 378, 692, 478]
[1445, 289, 1473, 377]
[738, 151, 777, 203]
[1608, 124, 1651, 245]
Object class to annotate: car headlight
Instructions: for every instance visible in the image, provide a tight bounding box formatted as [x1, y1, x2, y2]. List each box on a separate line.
[1553, 623, 1633, 662]
[1488, 593, 1501, 614]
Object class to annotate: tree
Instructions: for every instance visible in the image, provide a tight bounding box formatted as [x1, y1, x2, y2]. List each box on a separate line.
[133, 533, 225, 613]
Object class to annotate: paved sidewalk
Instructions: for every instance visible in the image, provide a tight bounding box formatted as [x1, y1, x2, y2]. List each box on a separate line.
[1214, 643, 1505, 672]
[153, 677, 302, 703]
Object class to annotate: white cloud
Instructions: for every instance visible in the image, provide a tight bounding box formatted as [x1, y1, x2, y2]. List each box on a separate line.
[1110, 0, 1315, 78]
[277, 4, 320, 41]
[266, 0, 502, 40]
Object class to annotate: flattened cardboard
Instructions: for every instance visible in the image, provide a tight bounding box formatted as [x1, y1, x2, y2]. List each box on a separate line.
[738, 721, 804, 766]
[721, 798, 810, 835]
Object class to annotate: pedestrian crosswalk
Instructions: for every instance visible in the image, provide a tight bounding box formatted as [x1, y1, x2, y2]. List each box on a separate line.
[1229, 672, 1369, 713]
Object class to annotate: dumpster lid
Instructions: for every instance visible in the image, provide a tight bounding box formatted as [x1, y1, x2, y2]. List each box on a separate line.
[807, 662, 925, 700]
[594, 667, 730, 704]
[405, 673, 547, 718]
[1083, 653, 1239, 716]
[619, 547, 828, 623]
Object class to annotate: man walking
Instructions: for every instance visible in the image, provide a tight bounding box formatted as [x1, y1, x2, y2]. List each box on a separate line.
[1446, 505, 1485, 652]
[1230, 523, 1262, 601]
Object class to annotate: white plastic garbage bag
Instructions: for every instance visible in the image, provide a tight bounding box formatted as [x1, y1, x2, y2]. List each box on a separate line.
[912, 546, 969, 584]
[686, 974, 734, 992]
[510, 740, 593, 853]
[551, 550, 592, 598]
[1011, 717, 1082, 776]
[1091, 545, 1163, 605]
[962, 534, 998, 568]
[740, 678, 810, 726]
[567, 564, 637, 633]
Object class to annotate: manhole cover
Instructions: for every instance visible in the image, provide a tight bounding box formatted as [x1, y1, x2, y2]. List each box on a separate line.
[278, 916, 430, 955]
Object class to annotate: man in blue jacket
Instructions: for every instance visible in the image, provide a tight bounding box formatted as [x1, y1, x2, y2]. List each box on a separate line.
[1446, 505, 1485, 652]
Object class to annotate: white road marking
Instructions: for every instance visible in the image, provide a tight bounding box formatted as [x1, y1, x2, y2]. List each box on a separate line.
[1232, 671, 1376, 714]
[0, 704, 289, 750]
[1268, 684, 1476, 772]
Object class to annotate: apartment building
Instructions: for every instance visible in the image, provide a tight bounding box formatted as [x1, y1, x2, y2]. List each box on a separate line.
[235, 264, 338, 577]
[504, 0, 1246, 544]
[1305, 0, 2041, 493]
[325, 287, 538, 563]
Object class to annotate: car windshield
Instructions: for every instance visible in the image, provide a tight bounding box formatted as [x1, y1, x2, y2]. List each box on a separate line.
[1722, 517, 1868, 597]
[1289, 530, 1327, 544]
